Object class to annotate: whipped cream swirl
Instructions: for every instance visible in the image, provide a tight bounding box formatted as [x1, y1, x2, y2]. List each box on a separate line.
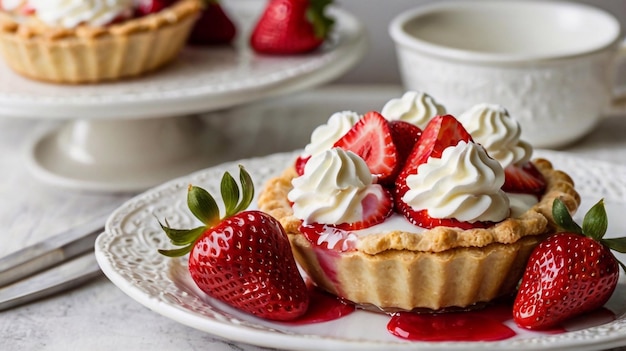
[381, 91, 446, 129]
[289, 148, 387, 225]
[302, 111, 361, 158]
[403, 141, 509, 223]
[29, 0, 134, 28]
[458, 103, 533, 169]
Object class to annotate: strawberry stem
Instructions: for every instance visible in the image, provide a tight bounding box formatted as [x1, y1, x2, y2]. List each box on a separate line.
[583, 199, 608, 240]
[306, 0, 334, 39]
[552, 198, 582, 234]
[553, 198, 626, 273]
[232, 165, 254, 215]
[602, 237, 626, 253]
[188, 185, 220, 227]
[157, 165, 255, 257]
[221, 171, 240, 217]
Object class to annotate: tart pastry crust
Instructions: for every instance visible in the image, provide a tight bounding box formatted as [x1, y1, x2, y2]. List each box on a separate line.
[258, 158, 580, 311]
[0, 0, 202, 83]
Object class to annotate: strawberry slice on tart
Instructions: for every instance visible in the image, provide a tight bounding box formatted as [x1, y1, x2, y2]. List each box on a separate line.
[388, 120, 422, 169]
[395, 115, 473, 198]
[298, 187, 393, 252]
[503, 162, 547, 196]
[294, 155, 310, 176]
[394, 115, 507, 230]
[333, 111, 399, 184]
[135, 0, 177, 16]
[289, 147, 394, 239]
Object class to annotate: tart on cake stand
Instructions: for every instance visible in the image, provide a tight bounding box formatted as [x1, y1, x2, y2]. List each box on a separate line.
[0, 1, 366, 192]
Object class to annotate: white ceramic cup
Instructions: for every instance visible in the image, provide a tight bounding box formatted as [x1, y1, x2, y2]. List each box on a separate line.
[389, 0, 626, 148]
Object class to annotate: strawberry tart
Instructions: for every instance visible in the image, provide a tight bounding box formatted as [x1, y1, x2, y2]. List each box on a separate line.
[259, 92, 580, 312]
[0, 0, 202, 83]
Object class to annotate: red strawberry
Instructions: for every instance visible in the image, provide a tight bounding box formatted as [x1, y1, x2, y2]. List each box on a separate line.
[188, 0, 237, 45]
[294, 155, 310, 176]
[250, 0, 334, 55]
[333, 111, 399, 184]
[135, 0, 175, 16]
[513, 198, 626, 330]
[398, 208, 492, 230]
[503, 162, 546, 196]
[394, 115, 490, 229]
[299, 187, 393, 249]
[299, 224, 357, 252]
[158, 166, 309, 321]
[334, 187, 393, 231]
[388, 120, 422, 167]
[395, 115, 472, 197]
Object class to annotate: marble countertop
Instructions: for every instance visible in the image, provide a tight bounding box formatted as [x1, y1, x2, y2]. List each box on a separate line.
[1, 84, 626, 350]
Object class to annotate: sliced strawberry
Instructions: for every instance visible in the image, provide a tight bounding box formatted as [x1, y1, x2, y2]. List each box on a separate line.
[299, 224, 357, 252]
[334, 189, 393, 231]
[395, 115, 473, 197]
[393, 115, 482, 229]
[503, 162, 546, 195]
[394, 201, 492, 230]
[135, 0, 175, 16]
[294, 155, 310, 176]
[389, 120, 422, 168]
[302, 188, 393, 235]
[333, 111, 399, 184]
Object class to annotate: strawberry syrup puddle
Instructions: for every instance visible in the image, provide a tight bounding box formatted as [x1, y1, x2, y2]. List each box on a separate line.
[283, 285, 356, 325]
[283, 288, 617, 342]
[384, 302, 615, 342]
[387, 303, 519, 342]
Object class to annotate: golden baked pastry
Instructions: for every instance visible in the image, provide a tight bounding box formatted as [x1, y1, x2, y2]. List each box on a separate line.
[0, 0, 201, 83]
[259, 158, 580, 311]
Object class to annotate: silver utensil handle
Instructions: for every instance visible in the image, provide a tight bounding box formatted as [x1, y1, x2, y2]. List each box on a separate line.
[0, 252, 102, 311]
[0, 213, 107, 286]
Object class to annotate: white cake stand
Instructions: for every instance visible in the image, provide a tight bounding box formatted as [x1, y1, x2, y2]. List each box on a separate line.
[0, 3, 366, 192]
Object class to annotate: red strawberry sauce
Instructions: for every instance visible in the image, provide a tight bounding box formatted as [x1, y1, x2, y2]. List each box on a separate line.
[285, 285, 356, 325]
[387, 302, 518, 342]
[284, 288, 616, 342]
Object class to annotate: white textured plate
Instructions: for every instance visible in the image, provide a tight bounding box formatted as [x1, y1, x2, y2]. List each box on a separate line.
[95, 150, 626, 351]
[0, 1, 366, 119]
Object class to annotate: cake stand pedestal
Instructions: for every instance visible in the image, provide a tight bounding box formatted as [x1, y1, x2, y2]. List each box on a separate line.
[0, 4, 366, 192]
[27, 116, 221, 192]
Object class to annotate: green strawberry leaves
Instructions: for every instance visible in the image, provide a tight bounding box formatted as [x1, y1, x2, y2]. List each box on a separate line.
[188, 185, 220, 227]
[552, 198, 583, 234]
[552, 197, 625, 272]
[307, 0, 335, 39]
[158, 165, 254, 257]
[583, 199, 609, 241]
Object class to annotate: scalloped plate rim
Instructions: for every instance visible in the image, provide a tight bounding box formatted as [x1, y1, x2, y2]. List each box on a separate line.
[95, 149, 626, 351]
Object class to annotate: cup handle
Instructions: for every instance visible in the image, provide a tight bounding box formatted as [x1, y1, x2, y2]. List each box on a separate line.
[605, 38, 626, 117]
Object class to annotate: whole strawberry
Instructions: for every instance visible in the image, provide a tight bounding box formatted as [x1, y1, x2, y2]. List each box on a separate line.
[250, 0, 334, 55]
[159, 166, 309, 321]
[513, 198, 626, 330]
[188, 0, 237, 46]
